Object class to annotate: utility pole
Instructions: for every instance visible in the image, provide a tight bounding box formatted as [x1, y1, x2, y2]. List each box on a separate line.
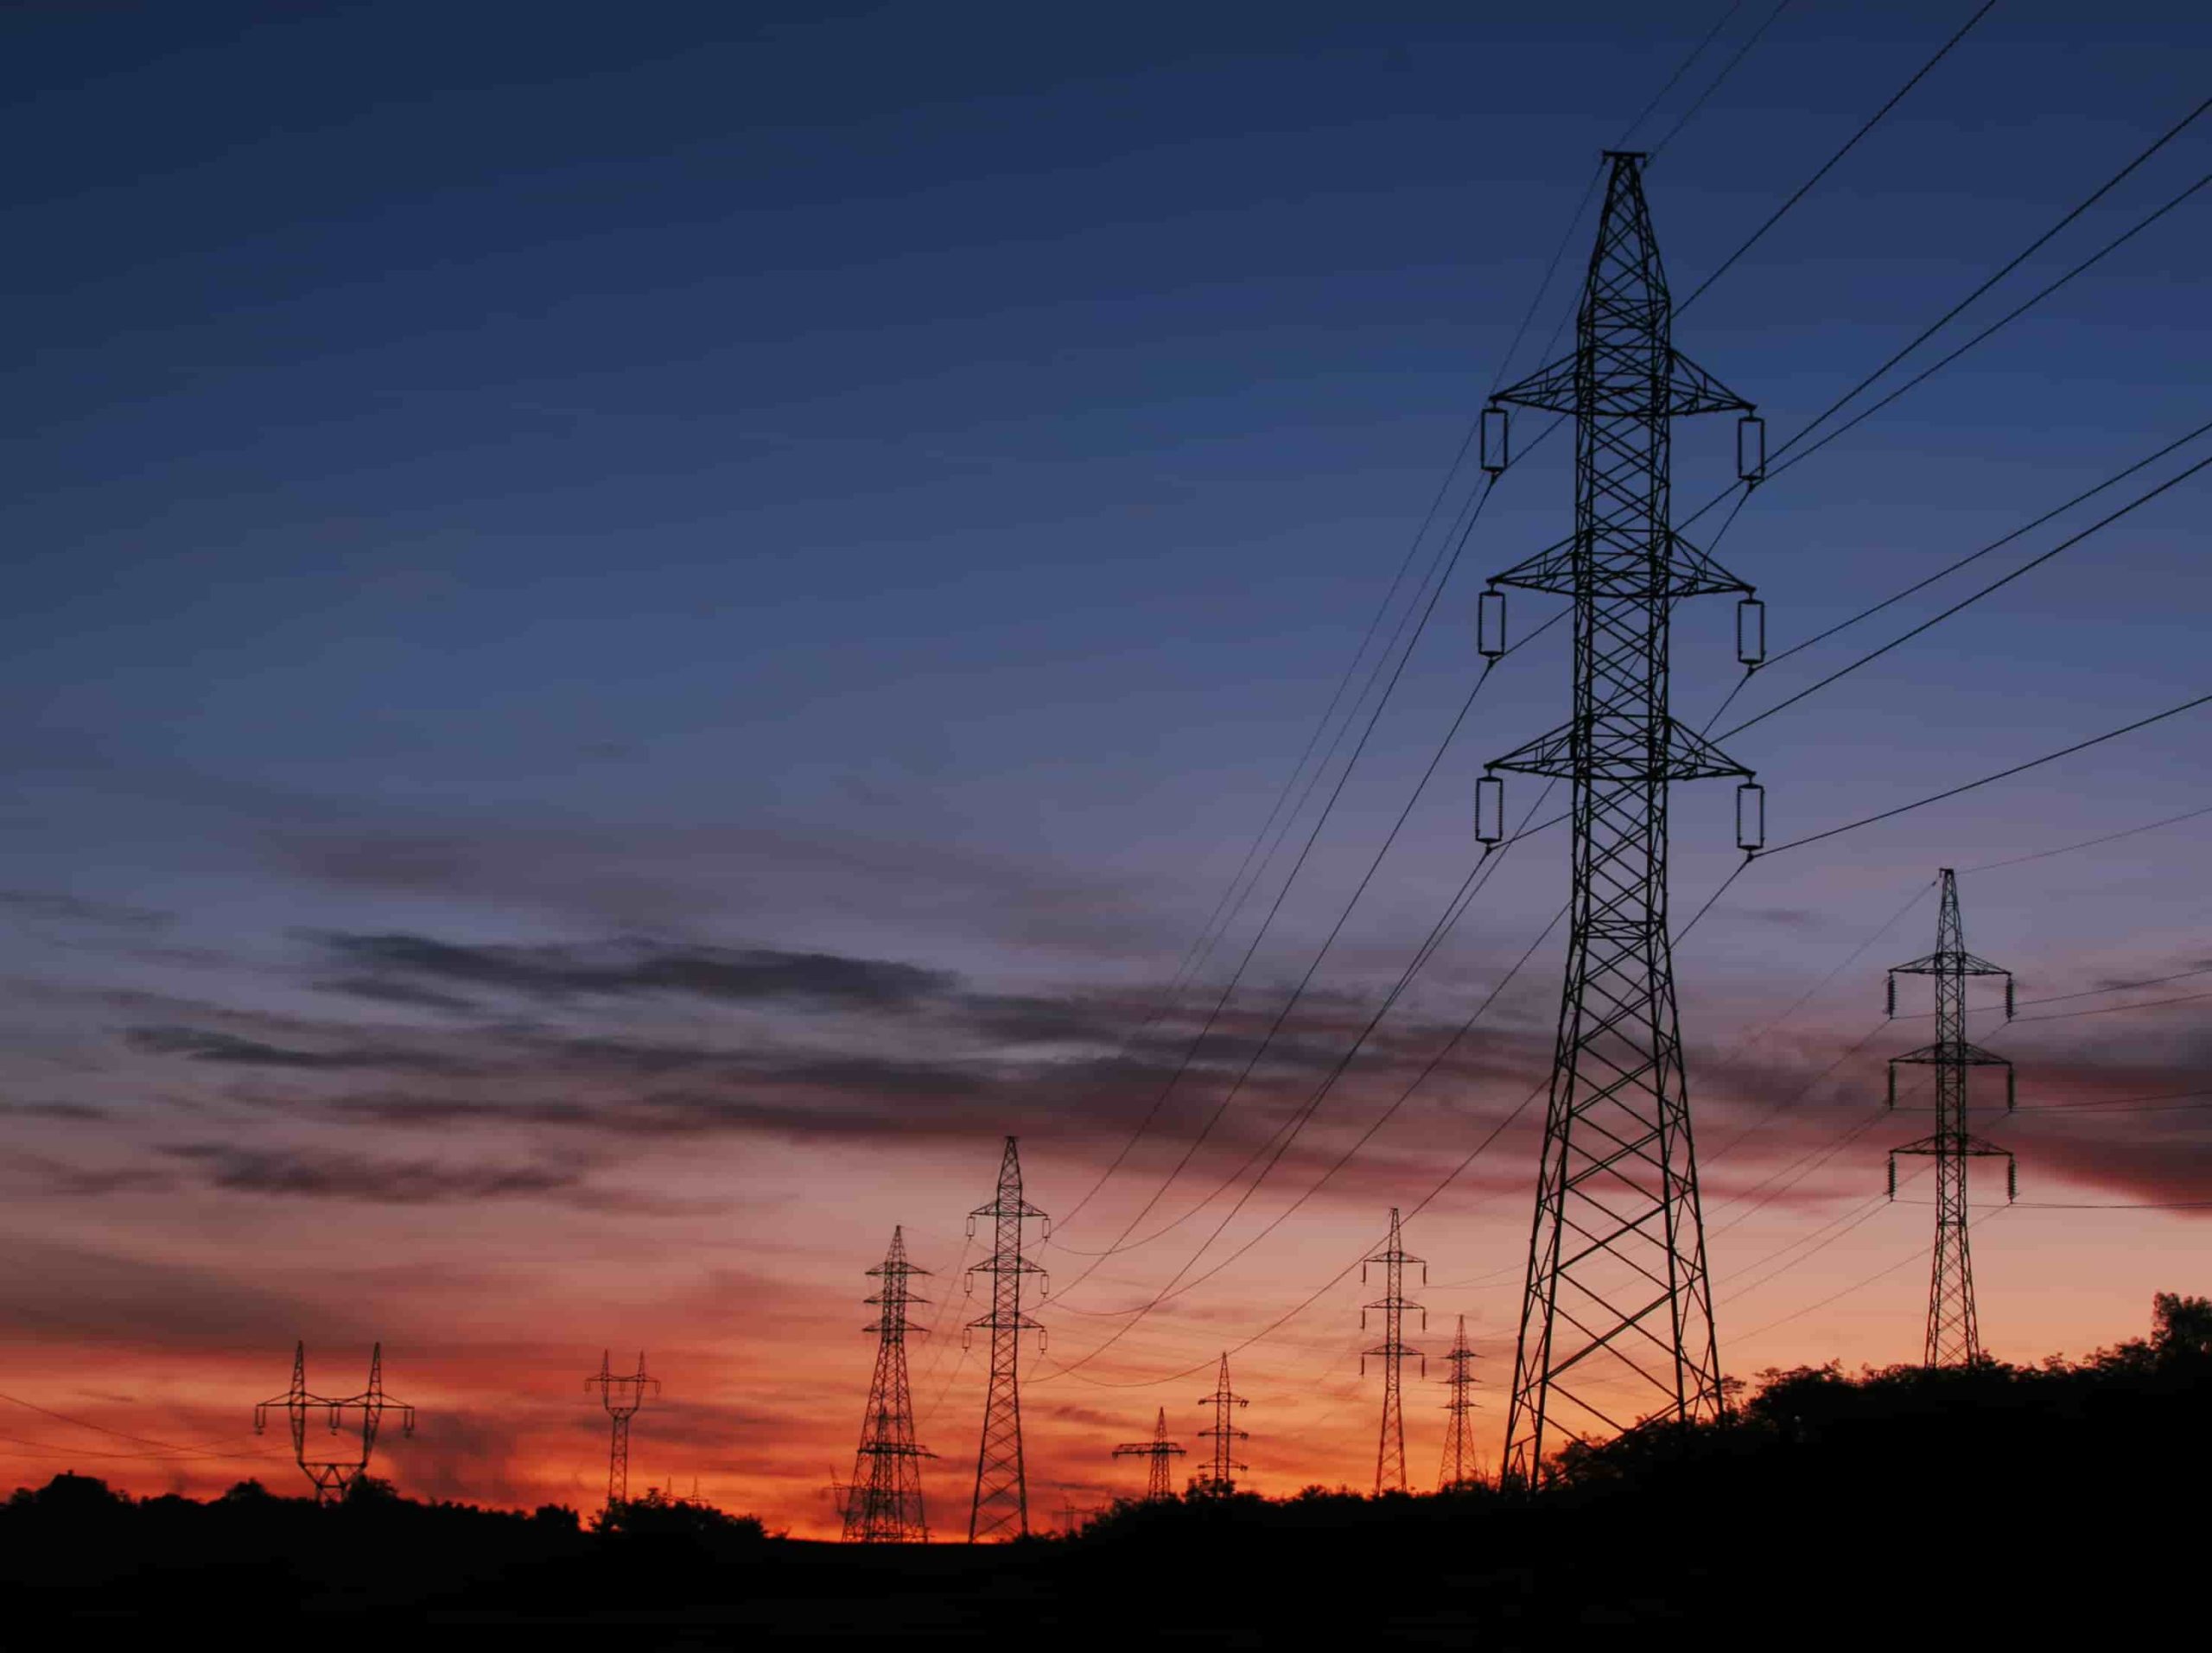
[1438, 1316, 1482, 1491]
[253, 1342, 416, 1502]
[584, 1351, 658, 1516]
[1361, 1207, 1426, 1494]
[844, 1225, 934, 1542]
[1885, 868, 2018, 1365]
[967, 1135, 1048, 1542]
[1195, 1353, 1249, 1494]
[1478, 149, 1769, 1484]
[1111, 1408, 1186, 1502]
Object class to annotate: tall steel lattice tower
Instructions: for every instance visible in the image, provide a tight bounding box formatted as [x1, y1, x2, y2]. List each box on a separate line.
[1884, 869, 2018, 1366]
[1480, 150, 1769, 1484]
[584, 1351, 659, 1514]
[1195, 1353, 1249, 1493]
[1361, 1207, 1426, 1494]
[966, 1135, 1048, 1542]
[844, 1226, 934, 1542]
[253, 1341, 416, 1502]
[1438, 1315, 1482, 1491]
[1111, 1408, 1186, 1502]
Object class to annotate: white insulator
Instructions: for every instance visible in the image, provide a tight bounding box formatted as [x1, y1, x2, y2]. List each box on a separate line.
[1475, 775, 1504, 846]
[1480, 404, 1510, 475]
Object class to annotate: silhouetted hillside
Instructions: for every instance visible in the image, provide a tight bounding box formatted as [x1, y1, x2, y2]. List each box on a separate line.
[5, 1294, 2202, 1646]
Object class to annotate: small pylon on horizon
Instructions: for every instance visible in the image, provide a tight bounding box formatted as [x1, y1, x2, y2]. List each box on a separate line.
[1195, 1353, 1249, 1494]
[253, 1341, 416, 1503]
[1111, 1407, 1187, 1502]
[1438, 1316, 1482, 1491]
[844, 1225, 933, 1542]
[585, 1350, 659, 1515]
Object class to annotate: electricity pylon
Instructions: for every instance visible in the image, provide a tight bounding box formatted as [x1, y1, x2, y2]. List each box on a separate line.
[1195, 1353, 1249, 1494]
[1478, 149, 1768, 1484]
[1438, 1316, 1482, 1491]
[1361, 1207, 1426, 1494]
[844, 1225, 934, 1542]
[254, 1341, 416, 1502]
[966, 1135, 1048, 1542]
[1885, 868, 2018, 1366]
[584, 1351, 658, 1514]
[1111, 1408, 1186, 1502]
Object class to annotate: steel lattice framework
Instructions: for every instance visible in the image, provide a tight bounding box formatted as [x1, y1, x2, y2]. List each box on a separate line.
[1195, 1353, 1249, 1493]
[253, 1341, 416, 1503]
[585, 1350, 659, 1514]
[844, 1226, 934, 1542]
[1437, 1315, 1481, 1491]
[966, 1135, 1048, 1542]
[1361, 1207, 1425, 1493]
[1486, 151, 1763, 1483]
[1885, 868, 2018, 1366]
[1111, 1407, 1186, 1502]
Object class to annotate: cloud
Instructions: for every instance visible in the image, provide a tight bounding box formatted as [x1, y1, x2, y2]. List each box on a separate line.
[311, 932, 957, 1010]
[0, 1100, 111, 1122]
[262, 817, 1185, 957]
[125, 1025, 476, 1075]
[0, 888, 173, 932]
[160, 1143, 592, 1205]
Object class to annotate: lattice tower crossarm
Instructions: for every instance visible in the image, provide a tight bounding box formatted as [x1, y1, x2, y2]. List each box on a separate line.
[966, 1136, 1048, 1542]
[1195, 1353, 1249, 1493]
[1111, 1408, 1187, 1502]
[1361, 1207, 1426, 1493]
[1885, 869, 2018, 1365]
[1484, 151, 1765, 1485]
[844, 1226, 934, 1542]
[1438, 1316, 1482, 1491]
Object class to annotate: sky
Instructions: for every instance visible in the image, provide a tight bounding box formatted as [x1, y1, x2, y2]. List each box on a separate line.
[1, 0, 2208, 1535]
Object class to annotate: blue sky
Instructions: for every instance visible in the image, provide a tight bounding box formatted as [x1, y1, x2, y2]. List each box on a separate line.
[0, 1, 2206, 1523]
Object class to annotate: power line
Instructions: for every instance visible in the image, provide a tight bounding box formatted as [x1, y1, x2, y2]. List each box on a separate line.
[1757, 415, 2212, 680]
[1763, 165, 2212, 485]
[1647, 0, 1795, 161]
[1961, 800, 2212, 872]
[1719, 447, 2212, 741]
[1677, 0, 1999, 311]
[2010, 987, 2212, 1026]
[1767, 95, 2211, 473]
[1753, 690, 2212, 859]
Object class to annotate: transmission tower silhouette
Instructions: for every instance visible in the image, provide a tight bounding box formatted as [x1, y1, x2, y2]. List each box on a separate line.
[584, 1351, 658, 1515]
[1885, 868, 2018, 1366]
[1111, 1407, 1186, 1502]
[844, 1225, 934, 1542]
[1438, 1316, 1482, 1491]
[1195, 1352, 1249, 1494]
[1478, 149, 1768, 1484]
[1360, 1207, 1426, 1494]
[966, 1135, 1048, 1542]
[253, 1341, 416, 1502]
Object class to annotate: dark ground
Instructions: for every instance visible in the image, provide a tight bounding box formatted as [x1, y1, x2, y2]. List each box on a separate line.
[7, 1296, 2204, 1648]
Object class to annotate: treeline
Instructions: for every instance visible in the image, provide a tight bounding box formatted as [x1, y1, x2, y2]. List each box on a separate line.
[3, 1294, 2202, 1639]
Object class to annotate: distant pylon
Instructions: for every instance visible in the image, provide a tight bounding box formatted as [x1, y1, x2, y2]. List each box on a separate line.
[844, 1225, 934, 1542]
[584, 1351, 658, 1514]
[1885, 869, 2018, 1366]
[1195, 1353, 1249, 1494]
[966, 1136, 1049, 1542]
[1438, 1316, 1482, 1491]
[1111, 1407, 1187, 1502]
[1361, 1207, 1426, 1494]
[253, 1341, 416, 1503]
[1482, 150, 1768, 1485]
